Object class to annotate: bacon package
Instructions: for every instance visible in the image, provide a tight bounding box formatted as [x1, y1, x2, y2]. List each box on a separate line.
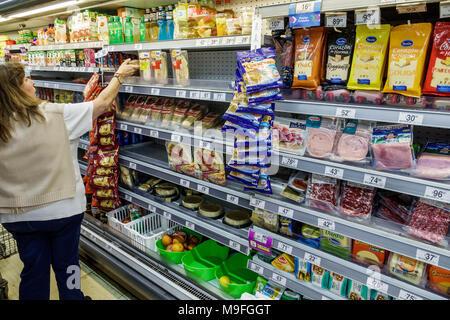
[306, 174, 340, 212]
[383, 23, 432, 98]
[272, 117, 308, 156]
[305, 116, 340, 159]
[423, 22, 450, 96]
[413, 142, 450, 180]
[292, 27, 327, 90]
[339, 182, 375, 220]
[332, 120, 372, 164]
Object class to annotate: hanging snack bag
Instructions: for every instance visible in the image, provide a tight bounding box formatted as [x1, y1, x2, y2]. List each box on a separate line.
[273, 117, 308, 156]
[324, 28, 355, 89]
[151, 50, 168, 84]
[292, 27, 327, 90]
[413, 142, 450, 180]
[305, 116, 340, 159]
[423, 22, 450, 96]
[332, 119, 372, 164]
[223, 101, 263, 131]
[347, 24, 391, 91]
[171, 49, 190, 85]
[383, 23, 432, 98]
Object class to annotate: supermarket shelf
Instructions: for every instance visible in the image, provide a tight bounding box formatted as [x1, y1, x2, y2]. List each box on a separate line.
[28, 41, 104, 51]
[118, 186, 251, 256]
[105, 35, 251, 52]
[79, 162, 87, 176]
[247, 256, 346, 300]
[276, 99, 450, 129]
[34, 80, 86, 92]
[4, 44, 29, 51]
[27, 66, 99, 73]
[258, 0, 440, 18]
[249, 226, 447, 300]
[249, 192, 450, 271]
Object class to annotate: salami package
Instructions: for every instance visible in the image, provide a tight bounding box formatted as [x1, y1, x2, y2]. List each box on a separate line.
[292, 27, 327, 90]
[332, 119, 372, 164]
[305, 116, 340, 160]
[272, 117, 308, 156]
[324, 29, 355, 89]
[339, 181, 375, 221]
[306, 174, 340, 212]
[273, 26, 294, 88]
[412, 142, 450, 180]
[423, 22, 450, 96]
[383, 23, 432, 98]
[375, 191, 416, 225]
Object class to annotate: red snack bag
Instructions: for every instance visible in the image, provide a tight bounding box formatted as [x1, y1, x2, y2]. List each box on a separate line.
[96, 144, 119, 168]
[83, 72, 99, 98]
[94, 166, 117, 176]
[423, 22, 450, 96]
[96, 197, 121, 211]
[97, 118, 115, 137]
[94, 188, 119, 200]
[90, 174, 119, 189]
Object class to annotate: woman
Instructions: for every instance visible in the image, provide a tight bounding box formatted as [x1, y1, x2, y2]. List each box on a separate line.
[0, 59, 139, 300]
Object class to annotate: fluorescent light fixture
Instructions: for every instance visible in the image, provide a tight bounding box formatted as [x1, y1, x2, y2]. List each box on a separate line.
[8, 0, 85, 19]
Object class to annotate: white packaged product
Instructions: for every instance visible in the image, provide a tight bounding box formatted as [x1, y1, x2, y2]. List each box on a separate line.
[139, 51, 152, 81]
[387, 253, 427, 287]
[272, 117, 308, 156]
[151, 51, 168, 84]
[305, 116, 341, 159]
[332, 119, 372, 164]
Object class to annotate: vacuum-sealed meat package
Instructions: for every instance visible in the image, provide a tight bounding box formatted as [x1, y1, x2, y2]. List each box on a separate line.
[339, 181, 375, 220]
[305, 116, 340, 159]
[376, 191, 416, 225]
[332, 120, 372, 164]
[306, 174, 340, 212]
[272, 117, 308, 156]
[413, 142, 450, 180]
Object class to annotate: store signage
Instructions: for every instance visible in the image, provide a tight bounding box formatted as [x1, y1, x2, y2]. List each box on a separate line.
[151, 88, 160, 95]
[248, 229, 273, 256]
[250, 196, 266, 209]
[324, 166, 344, 179]
[398, 112, 423, 125]
[271, 273, 287, 286]
[289, 0, 322, 28]
[278, 206, 294, 218]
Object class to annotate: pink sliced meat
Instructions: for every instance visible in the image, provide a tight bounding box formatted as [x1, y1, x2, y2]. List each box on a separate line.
[337, 134, 370, 162]
[371, 142, 414, 170]
[339, 184, 375, 218]
[306, 127, 336, 158]
[414, 153, 450, 180]
[407, 201, 450, 244]
[309, 181, 339, 212]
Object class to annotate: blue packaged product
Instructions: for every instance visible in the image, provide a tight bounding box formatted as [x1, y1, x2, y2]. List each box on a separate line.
[295, 257, 312, 282]
[122, 131, 130, 145]
[222, 102, 263, 130]
[116, 131, 123, 146]
[244, 175, 273, 194]
[236, 101, 275, 116]
[248, 89, 283, 106]
[227, 169, 258, 187]
[131, 132, 138, 145]
[296, 224, 321, 249]
[236, 47, 283, 93]
[226, 164, 261, 179]
[278, 216, 302, 239]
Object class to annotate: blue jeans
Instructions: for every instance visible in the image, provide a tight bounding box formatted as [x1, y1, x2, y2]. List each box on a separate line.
[3, 213, 85, 300]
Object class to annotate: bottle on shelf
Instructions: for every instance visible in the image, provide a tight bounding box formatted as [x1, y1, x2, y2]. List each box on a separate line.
[166, 5, 175, 40]
[124, 17, 134, 43]
[149, 7, 159, 41]
[140, 17, 146, 42]
[108, 16, 116, 44]
[157, 6, 168, 41]
[115, 16, 124, 44]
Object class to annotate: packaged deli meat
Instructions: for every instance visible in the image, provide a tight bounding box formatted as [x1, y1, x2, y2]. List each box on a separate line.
[347, 24, 391, 91]
[272, 117, 308, 156]
[376, 191, 416, 225]
[405, 199, 450, 246]
[306, 174, 340, 212]
[332, 119, 372, 164]
[292, 27, 327, 90]
[427, 266, 450, 297]
[383, 23, 432, 98]
[287, 171, 309, 194]
[149, 97, 165, 124]
[388, 253, 427, 286]
[371, 124, 415, 171]
[166, 141, 195, 177]
[339, 181, 375, 220]
[423, 22, 450, 96]
[305, 116, 340, 159]
[413, 142, 450, 180]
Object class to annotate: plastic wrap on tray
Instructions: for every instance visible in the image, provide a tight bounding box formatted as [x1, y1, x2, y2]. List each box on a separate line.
[250, 208, 279, 233]
[160, 98, 176, 128]
[129, 95, 148, 123]
[171, 100, 191, 128]
[166, 141, 195, 177]
[272, 117, 308, 156]
[148, 97, 165, 124]
[306, 174, 340, 212]
[305, 116, 341, 160]
[338, 181, 375, 221]
[171, 49, 190, 85]
[151, 50, 168, 85]
[375, 191, 416, 225]
[119, 94, 138, 120]
[193, 147, 226, 186]
[384, 93, 427, 108]
[182, 103, 208, 130]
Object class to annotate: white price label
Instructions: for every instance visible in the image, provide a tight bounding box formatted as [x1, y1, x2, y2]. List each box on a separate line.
[355, 9, 380, 25]
[171, 134, 181, 143]
[119, 124, 128, 130]
[441, 2, 450, 18]
[278, 206, 294, 218]
[227, 194, 239, 205]
[295, 1, 316, 13]
[397, 3, 427, 14]
[249, 197, 266, 209]
[271, 273, 287, 286]
[199, 141, 213, 150]
[134, 127, 142, 134]
[276, 242, 293, 254]
[228, 240, 241, 251]
[148, 204, 156, 213]
[304, 252, 321, 266]
[186, 221, 195, 230]
[250, 262, 264, 275]
[325, 14, 347, 28]
[336, 107, 356, 119]
[225, 37, 236, 45]
[151, 88, 160, 95]
[79, 67, 86, 72]
[269, 19, 285, 31]
[209, 38, 220, 46]
[254, 232, 269, 244]
[363, 174, 386, 188]
[281, 157, 299, 168]
[163, 211, 172, 220]
[54, 83, 60, 89]
[424, 186, 450, 203]
[134, 43, 143, 50]
[398, 289, 423, 301]
[42, 82, 49, 88]
[124, 86, 133, 93]
[189, 91, 200, 99]
[125, 195, 132, 202]
[416, 249, 440, 266]
[318, 218, 335, 231]
[398, 112, 423, 125]
[250, 14, 262, 50]
[213, 92, 227, 102]
[176, 90, 186, 98]
[180, 179, 190, 188]
[129, 162, 137, 170]
[196, 38, 208, 46]
[197, 185, 209, 194]
[324, 166, 344, 179]
[200, 92, 211, 100]
[366, 277, 389, 294]
[150, 130, 159, 138]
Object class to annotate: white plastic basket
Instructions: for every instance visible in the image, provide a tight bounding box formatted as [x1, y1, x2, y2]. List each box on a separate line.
[125, 213, 182, 254]
[106, 204, 134, 238]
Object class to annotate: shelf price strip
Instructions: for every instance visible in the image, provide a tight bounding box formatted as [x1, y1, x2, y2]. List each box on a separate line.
[366, 276, 389, 294]
[424, 186, 450, 203]
[398, 289, 423, 301]
[415, 249, 440, 266]
[250, 196, 266, 210]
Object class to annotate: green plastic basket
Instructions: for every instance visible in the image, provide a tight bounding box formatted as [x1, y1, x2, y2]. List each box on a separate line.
[156, 228, 203, 264]
[182, 240, 230, 281]
[215, 253, 258, 298]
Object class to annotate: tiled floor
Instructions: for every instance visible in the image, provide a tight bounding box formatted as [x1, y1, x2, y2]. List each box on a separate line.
[0, 253, 133, 300]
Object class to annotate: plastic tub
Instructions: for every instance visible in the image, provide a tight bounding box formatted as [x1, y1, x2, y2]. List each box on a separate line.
[156, 228, 203, 264]
[182, 240, 230, 281]
[215, 253, 258, 298]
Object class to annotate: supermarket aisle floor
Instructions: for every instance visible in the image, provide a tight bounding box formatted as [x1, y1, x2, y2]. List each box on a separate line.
[0, 253, 134, 300]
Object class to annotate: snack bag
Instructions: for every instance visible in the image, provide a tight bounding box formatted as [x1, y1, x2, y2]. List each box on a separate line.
[347, 24, 391, 91]
[423, 22, 450, 96]
[383, 23, 432, 98]
[292, 27, 327, 90]
[324, 28, 355, 88]
[171, 49, 190, 85]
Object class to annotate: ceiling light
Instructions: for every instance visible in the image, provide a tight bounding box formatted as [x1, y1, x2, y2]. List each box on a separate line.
[8, 0, 85, 19]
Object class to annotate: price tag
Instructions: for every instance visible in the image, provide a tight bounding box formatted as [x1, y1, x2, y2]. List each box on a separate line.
[424, 186, 450, 203]
[189, 91, 200, 99]
[249, 197, 266, 210]
[151, 88, 160, 95]
[269, 19, 285, 31]
[276, 241, 293, 254]
[129, 162, 137, 170]
[108, 46, 116, 52]
[124, 195, 132, 202]
[171, 134, 181, 143]
[416, 249, 440, 266]
[134, 43, 143, 50]
[271, 273, 287, 286]
[366, 277, 389, 294]
[304, 252, 321, 266]
[225, 37, 236, 45]
[228, 240, 241, 251]
[163, 211, 172, 220]
[336, 107, 356, 119]
[363, 174, 386, 188]
[200, 92, 211, 100]
[186, 221, 195, 230]
[209, 38, 220, 46]
[124, 86, 133, 93]
[398, 112, 423, 125]
[397, 3, 427, 14]
[278, 206, 294, 218]
[134, 127, 142, 134]
[250, 14, 262, 50]
[355, 8, 380, 25]
[54, 83, 60, 89]
[79, 67, 86, 72]
[196, 38, 208, 46]
[324, 166, 344, 179]
[176, 90, 186, 98]
[398, 289, 423, 301]
[197, 185, 209, 194]
[441, 1, 450, 18]
[199, 140, 212, 150]
[250, 262, 264, 275]
[325, 14, 347, 28]
[213, 92, 227, 102]
[150, 130, 159, 138]
[148, 204, 156, 213]
[227, 194, 239, 205]
[295, 0, 316, 13]
[180, 179, 190, 188]
[317, 218, 335, 231]
[281, 156, 298, 168]
[119, 123, 128, 131]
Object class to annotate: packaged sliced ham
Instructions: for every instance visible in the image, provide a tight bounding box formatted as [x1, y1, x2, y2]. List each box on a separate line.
[306, 174, 340, 212]
[423, 22, 450, 96]
[305, 116, 340, 159]
[371, 124, 415, 171]
[413, 143, 450, 180]
[332, 120, 372, 164]
[272, 117, 308, 156]
[405, 199, 450, 246]
[339, 181, 375, 221]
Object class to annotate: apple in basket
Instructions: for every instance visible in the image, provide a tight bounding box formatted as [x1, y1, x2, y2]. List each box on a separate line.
[161, 234, 173, 247]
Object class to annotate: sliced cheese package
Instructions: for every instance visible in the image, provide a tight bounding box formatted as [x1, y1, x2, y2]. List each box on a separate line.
[388, 253, 427, 287]
[292, 27, 327, 90]
[383, 23, 432, 98]
[347, 24, 391, 91]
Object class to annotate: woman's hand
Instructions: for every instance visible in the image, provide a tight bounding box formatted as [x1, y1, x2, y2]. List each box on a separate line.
[117, 59, 139, 77]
